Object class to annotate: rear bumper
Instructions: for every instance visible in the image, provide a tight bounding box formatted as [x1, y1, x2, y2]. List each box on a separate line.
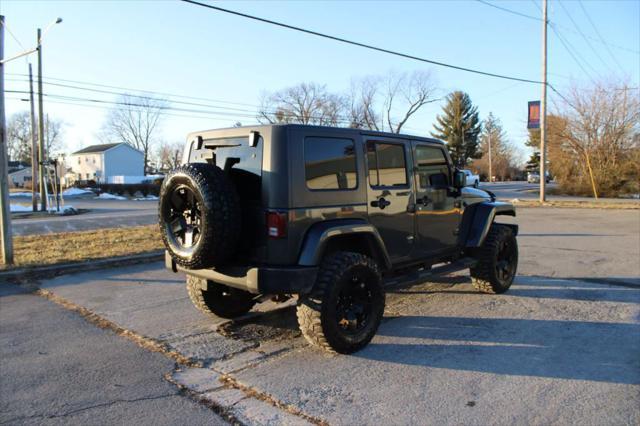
[165, 251, 317, 295]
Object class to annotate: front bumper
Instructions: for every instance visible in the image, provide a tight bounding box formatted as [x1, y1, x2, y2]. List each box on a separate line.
[165, 252, 318, 295]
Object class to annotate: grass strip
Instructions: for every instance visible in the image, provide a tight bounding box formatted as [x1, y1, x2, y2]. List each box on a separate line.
[1, 225, 163, 270]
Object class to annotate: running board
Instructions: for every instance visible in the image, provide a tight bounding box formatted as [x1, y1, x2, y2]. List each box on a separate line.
[384, 257, 478, 288]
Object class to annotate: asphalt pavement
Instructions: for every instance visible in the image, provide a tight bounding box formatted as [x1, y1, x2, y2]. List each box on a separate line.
[1, 207, 638, 425]
[10, 198, 158, 236]
[0, 285, 226, 425]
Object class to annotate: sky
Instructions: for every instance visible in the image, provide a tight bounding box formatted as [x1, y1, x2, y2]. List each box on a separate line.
[1, 0, 638, 162]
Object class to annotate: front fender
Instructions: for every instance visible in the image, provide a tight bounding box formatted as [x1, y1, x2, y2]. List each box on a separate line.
[297, 219, 392, 270]
[459, 201, 517, 248]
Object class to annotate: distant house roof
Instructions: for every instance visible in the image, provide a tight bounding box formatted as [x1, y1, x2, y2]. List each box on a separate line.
[72, 143, 123, 155]
[8, 161, 30, 174]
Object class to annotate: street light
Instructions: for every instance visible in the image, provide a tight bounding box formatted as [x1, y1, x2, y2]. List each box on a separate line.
[0, 16, 62, 264]
[0, 17, 62, 64]
[37, 17, 63, 211]
[39, 17, 63, 43]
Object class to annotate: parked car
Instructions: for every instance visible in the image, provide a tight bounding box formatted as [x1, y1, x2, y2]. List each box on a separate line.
[159, 124, 519, 354]
[527, 172, 550, 184]
[463, 169, 480, 188]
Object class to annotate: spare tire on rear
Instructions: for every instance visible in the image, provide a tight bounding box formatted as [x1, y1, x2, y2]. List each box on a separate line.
[159, 163, 241, 269]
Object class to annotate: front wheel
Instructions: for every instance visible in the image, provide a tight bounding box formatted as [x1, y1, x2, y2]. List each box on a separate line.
[297, 252, 385, 354]
[186, 276, 256, 319]
[470, 224, 518, 294]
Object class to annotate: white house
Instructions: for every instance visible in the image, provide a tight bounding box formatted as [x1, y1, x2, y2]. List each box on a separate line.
[69, 143, 144, 183]
[8, 167, 32, 188]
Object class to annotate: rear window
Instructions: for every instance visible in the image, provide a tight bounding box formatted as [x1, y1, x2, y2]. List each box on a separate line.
[304, 137, 357, 190]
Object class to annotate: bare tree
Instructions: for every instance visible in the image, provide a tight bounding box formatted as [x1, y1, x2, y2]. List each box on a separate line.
[348, 70, 438, 133]
[348, 77, 380, 130]
[551, 80, 639, 197]
[44, 113, 64, 157]
[7, 111, 64, 162]
[258, 83, 346, 126]
[102, 94, 167, 173]
[155, 141, 183, 172]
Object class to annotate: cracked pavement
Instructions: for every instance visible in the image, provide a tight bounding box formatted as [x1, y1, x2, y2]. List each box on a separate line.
[1, 207, 639, 425]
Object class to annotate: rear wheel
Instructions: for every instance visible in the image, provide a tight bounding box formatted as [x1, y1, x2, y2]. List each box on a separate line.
[186, 276, 256, 319]
[297, 252, 385, 354]
[470, 224, 518, 294]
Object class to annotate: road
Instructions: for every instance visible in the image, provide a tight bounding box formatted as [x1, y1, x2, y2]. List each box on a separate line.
[10, 198, 158, 236]
[1, 207, 639, 424]
[479, 181, 638, 202]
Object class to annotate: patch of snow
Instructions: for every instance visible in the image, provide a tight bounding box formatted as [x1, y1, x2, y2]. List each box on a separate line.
[510, 198, 521, 203]
[62, 188, 94, 196]
[10, 204, 31, 212]
[9, 192, 32, 198]
[133, 195, 159, 201]
[96, 193, 127, 200]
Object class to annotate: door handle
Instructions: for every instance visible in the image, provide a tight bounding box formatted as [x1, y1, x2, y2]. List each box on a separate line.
[371, 197, 391, 209]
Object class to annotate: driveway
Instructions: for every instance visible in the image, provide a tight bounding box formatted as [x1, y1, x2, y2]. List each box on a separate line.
[1, 207, 639, 424]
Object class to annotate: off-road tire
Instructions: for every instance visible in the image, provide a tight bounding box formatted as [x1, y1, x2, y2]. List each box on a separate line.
[470, 224, 518, 294]
[159, 163, 241, 269]
[297, 252, 385, 354]
[186, 276, 256, 319]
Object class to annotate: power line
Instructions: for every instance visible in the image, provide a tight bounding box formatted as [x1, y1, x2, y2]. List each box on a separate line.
[528, 0, 637, 55]
[577, 0, 626, 74]
[475, 0, 540, 21]
[0, 19, 27, 52]
[4, 96, 248, 123]
[549, 23, 596, 81]
[557, 0, 611, 73]
[6, 72, 260, 109]
[181, 0, 543, 85]
[6, 77, 261, 114]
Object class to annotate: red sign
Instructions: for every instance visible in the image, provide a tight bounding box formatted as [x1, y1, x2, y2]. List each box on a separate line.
[528, 101, 540, 129]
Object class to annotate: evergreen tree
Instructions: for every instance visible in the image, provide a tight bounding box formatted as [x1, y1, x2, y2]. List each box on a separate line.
[432, 91, 481, 167]
[475, 113, 515, 181]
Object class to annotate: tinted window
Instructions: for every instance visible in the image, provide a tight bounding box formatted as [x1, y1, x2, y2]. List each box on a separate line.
[304, 137, 357, 190]
[415, 146, 447, 166]
[414, 145, 450, 189]
[367, 142, 408, 187]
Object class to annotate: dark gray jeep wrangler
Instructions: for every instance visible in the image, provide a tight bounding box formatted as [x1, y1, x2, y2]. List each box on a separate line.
[159, 124, 518, 354]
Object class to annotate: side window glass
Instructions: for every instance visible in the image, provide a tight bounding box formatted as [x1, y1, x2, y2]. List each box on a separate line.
[414, 145, 450, 189]
[304, 137, 357, 190]
[367, 142, 408, 187]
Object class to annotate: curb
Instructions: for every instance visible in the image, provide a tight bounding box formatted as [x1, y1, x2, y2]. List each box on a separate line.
[0, 251, 164, 282]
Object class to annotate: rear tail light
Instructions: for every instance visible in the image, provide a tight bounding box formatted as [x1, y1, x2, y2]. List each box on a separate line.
[266, 211, 287, 238]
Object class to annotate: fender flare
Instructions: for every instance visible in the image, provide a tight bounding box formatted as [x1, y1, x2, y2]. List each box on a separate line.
[297, 219, 392, 270]
[459, 201, 517, 248]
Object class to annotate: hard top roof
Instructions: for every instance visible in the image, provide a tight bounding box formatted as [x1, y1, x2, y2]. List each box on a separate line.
[189, 124, 445, 145]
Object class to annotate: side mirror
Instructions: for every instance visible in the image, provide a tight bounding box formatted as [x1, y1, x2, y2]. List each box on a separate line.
[453, 170, 466, 189]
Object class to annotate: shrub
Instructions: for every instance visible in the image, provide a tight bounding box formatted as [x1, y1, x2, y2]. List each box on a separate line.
[96, 183, 160, 197]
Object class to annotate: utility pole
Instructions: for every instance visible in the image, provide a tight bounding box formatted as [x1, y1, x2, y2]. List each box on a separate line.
[488, 131, 492, 183]
[539, 0, 548, 202]
[37, 28, 46, 211]
[29, 63, 38, 211]
[0, 15, 14, 265]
